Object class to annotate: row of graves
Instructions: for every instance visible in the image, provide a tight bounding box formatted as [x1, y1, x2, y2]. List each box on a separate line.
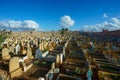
[43, 36, 70, 80]
[88, 38, 120, 80]
[0, 31, 70, 80]
[18, 38, 69, 80]
[48, 36, 88, 80]
[74, 34, 120, 80]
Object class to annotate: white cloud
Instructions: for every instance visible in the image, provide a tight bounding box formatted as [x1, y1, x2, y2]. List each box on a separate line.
[81, 17, 120, 32]
[103, 13, 108, 18]
[0, 20, 40, 31]
[60, 15, 75, 28]
[111, 17, 120, 24]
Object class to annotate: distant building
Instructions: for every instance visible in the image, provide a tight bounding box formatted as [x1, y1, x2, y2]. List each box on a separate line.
[92, 30, 120, 37]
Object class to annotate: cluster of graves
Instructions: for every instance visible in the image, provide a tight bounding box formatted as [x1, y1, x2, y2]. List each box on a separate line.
[89, 40, 120, 80]
[0, 31, 70, 80]
[0, 30, 120, 80]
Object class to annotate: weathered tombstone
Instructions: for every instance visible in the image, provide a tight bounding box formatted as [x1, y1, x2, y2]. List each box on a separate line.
[27, 41, 30, 48]
[9, 57, 22, 78]
[35, 47, 43, 59]
[63, 47, 65, 56]
[20, 42, 24, 53]
[3, 42, 8, 48]
[56, 54, 60, 65]
[15, 44, 20, 55]
[2, 48, 11, 60]
[15, 39, 18, 45]
[51, 62, 55, 69]
[9, 44, 15, 54]
[27, 47, 33, 59]
[44, 42, 48, 49]
[39, 43, 41, 50]
[53, 68, 59, 73]
[60, 54, 63, 64]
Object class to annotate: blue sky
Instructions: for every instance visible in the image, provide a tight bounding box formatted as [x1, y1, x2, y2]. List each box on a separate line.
[0, 0, 120, 31]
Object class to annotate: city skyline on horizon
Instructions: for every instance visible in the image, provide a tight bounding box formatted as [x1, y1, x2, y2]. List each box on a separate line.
[0, 0, 120, 32]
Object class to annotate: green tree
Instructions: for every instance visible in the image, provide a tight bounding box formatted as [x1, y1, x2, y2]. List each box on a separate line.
[65, 28, 68, 35]
[60, 28, 65, 36]
[33, 29, 35, 31]
[65, 28, 68, 32]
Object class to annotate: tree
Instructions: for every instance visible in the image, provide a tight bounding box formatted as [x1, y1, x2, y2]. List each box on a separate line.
[10, 30, 12, 34]
[33, 29, 35, 31]
[65, 28, 68, 35]
[65, 28, 68, 32]
[3, 29, 6, 35]
[60, 28, 65, 36]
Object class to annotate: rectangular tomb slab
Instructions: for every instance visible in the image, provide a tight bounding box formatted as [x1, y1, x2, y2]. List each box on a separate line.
[98, 64, 120, 74]
[18, 60, 52, 79]
[56, 74, 81, 80]
[9, 57, 22, 78]
[10, 68, 22, 78]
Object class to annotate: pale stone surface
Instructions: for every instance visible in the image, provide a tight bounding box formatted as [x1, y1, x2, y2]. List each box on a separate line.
[51, 62, 55, 69]
[35, 48, 43, 59]
[9, 57, 22, 78]
[59, 54, 63, 64]
[2, 48, 10, 60]
[9, 57, 19, 73]
[15, 44, 20, 55]
[56, 54, 60, 64]
[9, 44, 15, 54]
[27, 47, 33, 59]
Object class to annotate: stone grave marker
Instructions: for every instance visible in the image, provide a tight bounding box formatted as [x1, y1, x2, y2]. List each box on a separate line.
[9, 57, 22, 78]
[35, 47, 43, 59]
[27, 47, 33, 59]
[2, 48, 11, 60]
[15, 44, 20, 55]
[9, 44, 15, 54]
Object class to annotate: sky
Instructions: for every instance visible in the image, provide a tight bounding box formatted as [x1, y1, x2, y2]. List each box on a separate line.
[0, 0, 120, 31]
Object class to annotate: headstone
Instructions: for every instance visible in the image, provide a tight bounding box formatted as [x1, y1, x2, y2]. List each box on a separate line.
[15, 44, 20, 55]
[2, 48, 10, 60]
[9, 57, 19, 72]
[27, 41, 30, 48]
[9, 57, 22, 78]
[35, 48, 43, 59]
[27, 47, 33, 59]
[63, 47, 65, 55]
[53, 68, 59, 73]
[20, 42, 24, 52]
[56, 54, 60, 64]
[56, 54, 63, 65]
[3, 42, 8, 48]
[60, 54, 63, 64]
[9, 44, 15, 54]
[51, 62, 55, 69]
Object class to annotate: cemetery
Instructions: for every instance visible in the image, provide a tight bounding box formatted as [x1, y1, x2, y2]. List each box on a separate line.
[0, 30, 120, 80]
